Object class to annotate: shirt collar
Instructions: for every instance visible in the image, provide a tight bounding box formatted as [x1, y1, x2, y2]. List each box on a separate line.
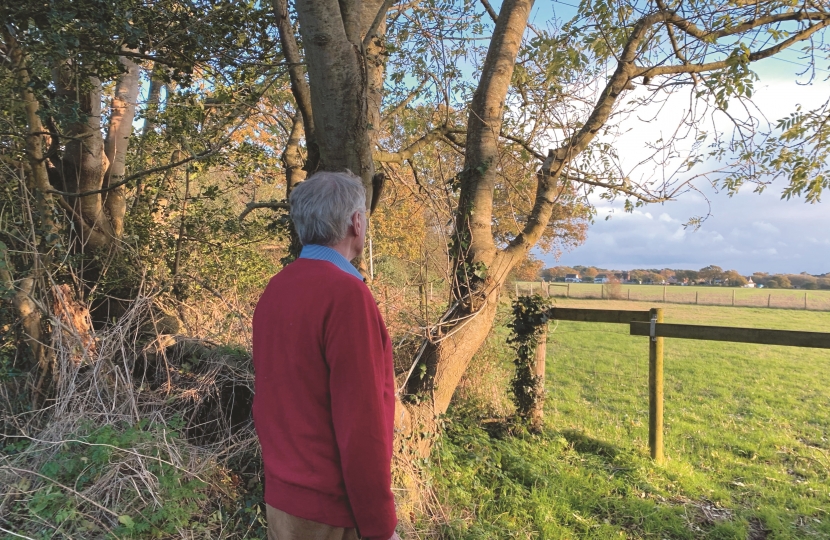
[299, 244, 365, 282]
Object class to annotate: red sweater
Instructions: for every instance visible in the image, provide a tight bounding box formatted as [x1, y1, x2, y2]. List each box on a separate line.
[252, 258, 397, 540]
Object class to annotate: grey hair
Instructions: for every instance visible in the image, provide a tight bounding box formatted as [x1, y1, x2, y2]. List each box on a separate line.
[289, 170, 366, 246]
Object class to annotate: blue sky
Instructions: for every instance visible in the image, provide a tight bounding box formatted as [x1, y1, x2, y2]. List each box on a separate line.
[524, 2, 830, 275]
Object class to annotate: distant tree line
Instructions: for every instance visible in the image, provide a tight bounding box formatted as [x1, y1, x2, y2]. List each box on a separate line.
[534, 265, 830, 289]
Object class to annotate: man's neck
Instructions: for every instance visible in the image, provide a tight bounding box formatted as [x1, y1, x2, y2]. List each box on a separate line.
[329, 241, 356, 262]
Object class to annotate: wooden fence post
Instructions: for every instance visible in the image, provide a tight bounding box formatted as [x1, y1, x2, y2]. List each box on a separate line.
[768, 294, 771, 308]
[663, 286, 667, 303]
[695, 291, 698, 304]
[732, 289, 735, 306]
[567, 283, 570, 298]
[805, 292, 808, 310]
[531, 326, 548, 431]
[515, 282, 519, 297]
[649, 307, 665, 464]
[628, 289, 630, 301]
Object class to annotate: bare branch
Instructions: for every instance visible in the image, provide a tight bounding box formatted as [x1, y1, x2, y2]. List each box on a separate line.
[374, 125, 457, 163]
[239, 200, 290, 221]
[381, 77, 429, 122]
[479, 0, 498, 23]
[500, 131, 546, 161]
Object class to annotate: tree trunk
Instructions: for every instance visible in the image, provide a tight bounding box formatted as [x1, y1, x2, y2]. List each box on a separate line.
[283, 113, 307, 193]
[294, 0, 379, 204]
[455, 0, 535, 288]
[54, 64, 114, 249]
[400, 0, 535, 455]
[103, 54, 141, 237]
[133, 63, 165, 208]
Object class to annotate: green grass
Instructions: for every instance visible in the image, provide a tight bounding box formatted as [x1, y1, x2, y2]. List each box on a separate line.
[515, 282, 830, 311]
[428, 300, 830, 539]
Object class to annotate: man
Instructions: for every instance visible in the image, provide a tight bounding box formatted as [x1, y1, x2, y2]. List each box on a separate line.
[252, 170, 399, 540]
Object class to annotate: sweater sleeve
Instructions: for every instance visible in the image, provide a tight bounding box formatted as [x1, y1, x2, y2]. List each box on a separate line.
[326, 284, 397, 540]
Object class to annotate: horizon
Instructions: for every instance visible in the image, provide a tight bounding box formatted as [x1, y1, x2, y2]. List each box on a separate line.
[539, 263, 827, 278]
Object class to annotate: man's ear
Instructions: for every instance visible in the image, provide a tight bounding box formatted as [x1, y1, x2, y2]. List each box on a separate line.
[351, 211, 363, 236]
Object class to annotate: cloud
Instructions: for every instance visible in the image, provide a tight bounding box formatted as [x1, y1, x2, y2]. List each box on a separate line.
[543, 184, 830, 274]
[752, 221, 780, 234]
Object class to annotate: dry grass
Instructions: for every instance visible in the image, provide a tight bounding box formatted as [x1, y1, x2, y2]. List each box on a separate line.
[0, 293, 261, 538]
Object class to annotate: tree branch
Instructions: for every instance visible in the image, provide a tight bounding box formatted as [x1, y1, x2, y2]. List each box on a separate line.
[374, 125, 455, 163]
[636, 18, 830, 78]
[381, 76, 429, 122]
[239, 200, 290, 221]
[479, 0, 498, 23]
[665, 9, 830, 41]
[363, 0, 396, 48]
[46, 147, 220, 197]
[272, 0, 318, 169]
[500, 131, 546, 161]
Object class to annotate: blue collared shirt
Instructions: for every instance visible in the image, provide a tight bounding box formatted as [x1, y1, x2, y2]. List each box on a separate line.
[299, 244, 365, 282]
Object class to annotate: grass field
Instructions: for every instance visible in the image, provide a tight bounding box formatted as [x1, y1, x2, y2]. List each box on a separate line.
[514, 282, 830, 311]
[427, 299, 830, 539]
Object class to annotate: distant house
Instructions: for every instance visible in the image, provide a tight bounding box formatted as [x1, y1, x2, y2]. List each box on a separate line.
[594, 274, 609, 284]
[614, 272, 630, 281]
[667, 276, 678, 285]
[743, 277, 756, 288]
[565, 273, 581, 282]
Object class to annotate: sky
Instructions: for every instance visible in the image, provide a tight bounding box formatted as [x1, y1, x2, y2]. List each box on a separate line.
[529, 2, 830, 276]
[543, 73, 830, 276]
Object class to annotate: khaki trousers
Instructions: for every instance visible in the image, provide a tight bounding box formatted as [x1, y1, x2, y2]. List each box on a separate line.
[266, 505, 361, 540]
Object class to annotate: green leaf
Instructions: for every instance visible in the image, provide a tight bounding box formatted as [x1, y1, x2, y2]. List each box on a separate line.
[119, 515, 135, 529]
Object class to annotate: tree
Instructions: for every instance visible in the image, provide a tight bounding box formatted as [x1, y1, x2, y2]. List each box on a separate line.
[675, 269, 699, 283]
[1, 0, 280, 395]
[767, 274, 793, 289]
[723, 270, 747, 287]
[281, 0, 830, 453]
[542, 266, 577, 280]
[699, 265, 724, 284]
[509, 255, 544, 282]
[582, 267, 600, 279]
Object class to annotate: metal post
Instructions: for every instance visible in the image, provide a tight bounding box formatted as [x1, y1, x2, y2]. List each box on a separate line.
[649, 307, 665, 464]
[368, 234, 374, 281]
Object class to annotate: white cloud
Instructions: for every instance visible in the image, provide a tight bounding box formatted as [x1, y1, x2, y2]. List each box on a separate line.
[544, 184, 830, 274]
[752, 221, 780, 234]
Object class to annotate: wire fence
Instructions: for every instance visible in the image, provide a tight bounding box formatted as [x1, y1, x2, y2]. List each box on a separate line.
[541, 317, 830, 461]
[514, 282, 830, 311]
